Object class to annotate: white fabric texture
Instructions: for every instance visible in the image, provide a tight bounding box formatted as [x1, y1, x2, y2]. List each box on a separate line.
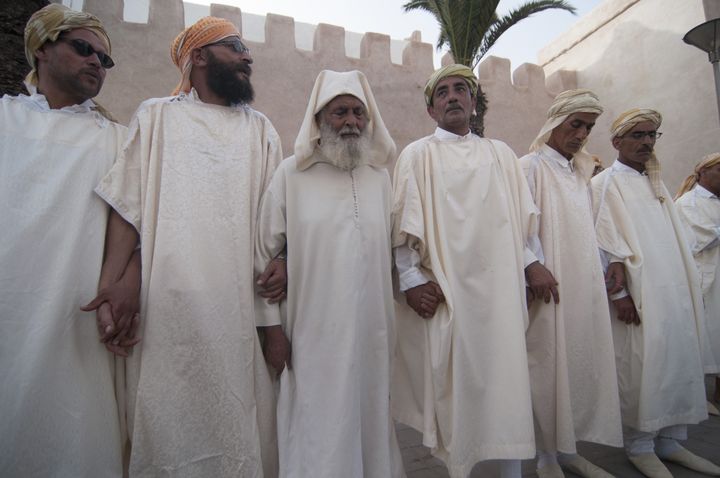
[96, 91, 281, 477]
[0, 94, 126, 477]
[391, 133, 537, 478]
[292, 70, 395, 171]
[520, 145, 622, 454]
[676, 186, 720, 367]
[255, 155, 405, 478]
[591, 160, 711, 433]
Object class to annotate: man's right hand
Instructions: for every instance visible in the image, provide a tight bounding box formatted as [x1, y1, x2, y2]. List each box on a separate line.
[612, 295, 640, 325]
[262, 325, 291, 374]
[405, 281, 445, 319]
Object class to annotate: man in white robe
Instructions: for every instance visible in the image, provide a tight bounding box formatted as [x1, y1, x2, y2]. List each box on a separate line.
[675, 152, 720, 410]
[0, 5, 136, 477]
[591, 109, 720, 478]
[94, 17, 282, 477]
[519, 89, 622, 478]
[255, 69, 405, 478]
[391, 64, 555, 478]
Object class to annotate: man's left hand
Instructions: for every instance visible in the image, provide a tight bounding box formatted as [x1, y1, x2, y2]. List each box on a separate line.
[525, 261, 559, 304]
[257, 257, 287, 304]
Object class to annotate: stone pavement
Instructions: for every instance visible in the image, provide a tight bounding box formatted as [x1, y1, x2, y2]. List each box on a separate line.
[397, 416, 720, 477]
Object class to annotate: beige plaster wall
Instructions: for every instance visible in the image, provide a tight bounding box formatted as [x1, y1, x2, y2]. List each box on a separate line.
[539, 0, 720, 193]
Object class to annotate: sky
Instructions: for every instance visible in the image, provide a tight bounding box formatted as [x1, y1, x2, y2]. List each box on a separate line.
[69, 0, 603, 70]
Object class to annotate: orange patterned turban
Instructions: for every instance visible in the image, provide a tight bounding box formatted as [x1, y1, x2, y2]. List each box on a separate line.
[170, 16, 241, 95]
[24, 3, 111, 86]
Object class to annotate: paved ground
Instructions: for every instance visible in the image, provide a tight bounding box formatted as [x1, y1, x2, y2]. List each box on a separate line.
[398, 412, 720, 477]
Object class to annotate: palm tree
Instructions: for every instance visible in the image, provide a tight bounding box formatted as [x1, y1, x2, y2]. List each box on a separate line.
[404, 0, 576, 135]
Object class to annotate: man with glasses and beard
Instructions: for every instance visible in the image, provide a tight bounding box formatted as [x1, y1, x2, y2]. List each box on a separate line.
[591, 109, 720, 478]
[94, 17, 283, 477]
[0, 5, 136, 476]
[254, 70, 405, 477]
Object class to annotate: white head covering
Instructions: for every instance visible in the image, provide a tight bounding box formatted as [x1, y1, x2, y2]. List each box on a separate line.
[294, 70, 396, 171]
[530, 89, 603, 180]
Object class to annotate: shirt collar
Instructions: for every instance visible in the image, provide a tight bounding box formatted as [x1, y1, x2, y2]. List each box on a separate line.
[611, 159, 645, 176]
[22, 81, 96, 114]
[695, 184, 719, 199]
[433, 126, 472, 141]
[540, 143, 574, 171]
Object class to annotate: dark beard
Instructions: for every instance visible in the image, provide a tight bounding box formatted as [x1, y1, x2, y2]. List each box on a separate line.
[206, 50, 254, 105]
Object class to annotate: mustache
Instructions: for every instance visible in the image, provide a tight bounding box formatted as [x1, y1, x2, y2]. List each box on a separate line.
[339, 125, 361, 136]
[237, 63, 252, 76]
[638, 145, 653, 152]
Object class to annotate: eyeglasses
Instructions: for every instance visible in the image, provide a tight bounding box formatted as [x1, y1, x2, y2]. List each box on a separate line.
[623, 131, 663, 140]
[207, 37, 250, 55]
[58, 38, 115, 69]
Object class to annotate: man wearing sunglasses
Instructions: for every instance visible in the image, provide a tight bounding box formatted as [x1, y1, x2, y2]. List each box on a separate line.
[0, 4, 135, 477]
[591, 109, 720, 478]
[94, 16, 282, 478]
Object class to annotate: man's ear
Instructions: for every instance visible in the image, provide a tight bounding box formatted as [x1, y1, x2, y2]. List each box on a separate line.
[190, 48, 207, 67]
[34, 43, 51, 63]
[611, 136, 622, 151]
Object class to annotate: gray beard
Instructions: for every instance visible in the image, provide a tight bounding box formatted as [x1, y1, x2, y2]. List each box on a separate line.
[317, 121, 370, 171]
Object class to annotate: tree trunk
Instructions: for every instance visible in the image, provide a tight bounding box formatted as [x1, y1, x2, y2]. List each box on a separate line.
[470, 83, 488, 137]
[0, 0, 49, 96]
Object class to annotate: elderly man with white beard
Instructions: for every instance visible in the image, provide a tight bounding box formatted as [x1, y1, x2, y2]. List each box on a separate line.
[255, 70, 405, 478]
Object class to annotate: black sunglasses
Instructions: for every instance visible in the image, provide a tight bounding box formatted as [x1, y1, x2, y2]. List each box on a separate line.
[57, 37, 115, 69]
[207, 37, 250, 55]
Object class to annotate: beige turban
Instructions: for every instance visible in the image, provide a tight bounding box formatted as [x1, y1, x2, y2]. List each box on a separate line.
[675, 152, 720, 199]
[294, 70, 396, 171]
[424, 64, 478, 106]
[611, 108, 665, 202]
[170, 16, 241, 95]
[24, 4, 111, 86]
[530, 89, 602, 181]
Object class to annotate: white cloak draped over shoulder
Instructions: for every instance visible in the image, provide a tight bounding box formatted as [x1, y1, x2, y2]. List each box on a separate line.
[676, 186, 720, 364]
[391, 133, 536, 478]
[520, 145, 622, 453]
[0, 94, 126, 477]
[591, 161, 710, 432]
[255, 156, 405, 478]
[96, 92, 281, 478]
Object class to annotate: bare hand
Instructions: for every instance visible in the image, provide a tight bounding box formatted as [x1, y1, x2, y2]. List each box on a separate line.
[82, 277, 141, 356]
[525, 261, 559, 304]
[94, 304, 140, 357]
[612, 295, 640, 325]
[263, 325, 291, 373]
[526, 287, 536, 307]
[257, 257, 287, 304]
[405, 281, 445, 319]
[605, 262, 626, 295]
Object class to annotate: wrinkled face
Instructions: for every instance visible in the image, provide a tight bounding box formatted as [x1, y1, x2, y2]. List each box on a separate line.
[37, 28, 108, 101]
[547, 112, 599, 159]
[204, 37, 254, 104]
[427, 76, 475, 135]
[612, 120, 658, 171]
[319, 94, 367, 136]
[698, 162, 720, 196]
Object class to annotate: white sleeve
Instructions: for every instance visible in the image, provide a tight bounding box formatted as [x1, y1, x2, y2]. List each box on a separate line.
[394, 245, 430, 291]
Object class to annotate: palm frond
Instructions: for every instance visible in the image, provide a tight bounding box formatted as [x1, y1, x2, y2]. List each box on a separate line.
[475, 1, 576, 64]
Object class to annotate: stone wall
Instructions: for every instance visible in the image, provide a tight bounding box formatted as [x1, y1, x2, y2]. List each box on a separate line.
[80, 0, 574, 166]
[539, 0, 720, 193]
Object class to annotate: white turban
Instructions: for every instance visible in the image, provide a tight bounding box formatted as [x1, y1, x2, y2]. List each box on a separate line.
[294, 70, 396, 171]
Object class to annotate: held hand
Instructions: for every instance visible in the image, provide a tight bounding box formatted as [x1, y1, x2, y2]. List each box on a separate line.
[525, 261, 559, 304]
[405, 281, 445, 319]
[263, 325, 291, 374]
[612, 295, 641, 325]
[94, 304, 140, 357]
[81, 280, 140, 334]
[257, 258, 287, 304]
[605, 262, 626, 295]
[525, 287, 536, 308]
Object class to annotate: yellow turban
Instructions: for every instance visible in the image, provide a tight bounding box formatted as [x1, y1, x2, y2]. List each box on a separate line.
[675, 152, 720, 199]
[170, 16, 241, 95]
[424, 64, 478, 106]
[611, 108, 665, 201]
[24, 4, 111, 86]
[529, 89, 603, 180]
